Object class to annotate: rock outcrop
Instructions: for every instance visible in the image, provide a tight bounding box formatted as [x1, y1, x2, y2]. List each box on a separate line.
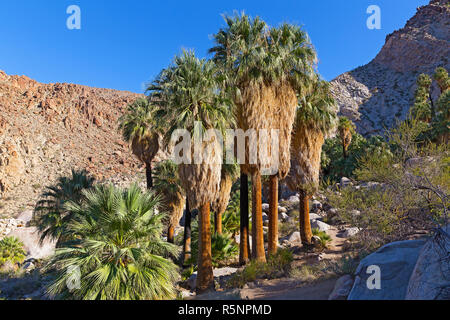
[348, 239, 426, 300]
[0, 71, 164, 217]
[331, 0, 450, 136]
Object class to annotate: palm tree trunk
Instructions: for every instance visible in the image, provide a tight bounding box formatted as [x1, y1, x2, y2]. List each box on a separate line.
[145, 162, 153, 189]
[239, 173, 250, 265]
[342, 143, 348, 159]
[268, 174, 278, 255]
[251, 172, 266, 262]
[183, 200, 192, 266]
[167, 226, 174, 243]
[299, 189, 312, 244]
[196, 202, 214, 294]
[214, 212, 222, 235]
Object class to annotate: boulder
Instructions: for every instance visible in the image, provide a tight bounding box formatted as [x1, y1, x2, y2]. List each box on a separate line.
[278, 206, 287, 214]
[309, 213, 322, 221]
[348, 240, 426, 300]
[286, 195, 300, 204]
[287, 232, 301, 243]
[16, 211, 34, 225]
[262, 203, 270, 213]
[7, 227, 57, 260]
[187, 267, 238, 290]
[311, 220, 330, 232]
[340, 177, 352, 187]
[329, 275, 354, 300]
[343, 227, 361, 238]
[311, 200, 322, 213]
[405, 227, 450, 300]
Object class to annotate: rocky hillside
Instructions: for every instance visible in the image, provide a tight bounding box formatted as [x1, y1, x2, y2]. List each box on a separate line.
[0, 71, 153, 217]
[331, 0, 450, 136]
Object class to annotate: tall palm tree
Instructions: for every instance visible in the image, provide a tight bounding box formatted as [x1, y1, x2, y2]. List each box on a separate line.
[212, 162, 239, 235]
[119, 98, 160, 189]
[210, 13, 269, 263]
[34, 169, 95, 245]
[46, 184, 179, 300]
[264, 23, 317, 255]
[286, 77, 337, 244]
[148, 50, 230, 293]
[337, 117, 355, 159]
[210, 14, 317, 258]
[153, 160, 186, 243]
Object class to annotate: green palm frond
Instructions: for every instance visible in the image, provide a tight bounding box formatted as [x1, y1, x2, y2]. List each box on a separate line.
[46, 184, 180, 300]
[34, 169, 95, 244]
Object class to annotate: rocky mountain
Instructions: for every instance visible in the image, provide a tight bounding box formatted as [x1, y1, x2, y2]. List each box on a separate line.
[0, 71, 154, 217]
[331, 0, 450, 136]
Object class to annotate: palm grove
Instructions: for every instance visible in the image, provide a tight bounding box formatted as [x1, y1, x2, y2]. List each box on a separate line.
[29, 13, 340, 298]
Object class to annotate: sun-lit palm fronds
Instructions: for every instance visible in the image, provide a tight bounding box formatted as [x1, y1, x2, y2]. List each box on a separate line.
[34, 169, 95, 244]
[46, 184, 179, 300]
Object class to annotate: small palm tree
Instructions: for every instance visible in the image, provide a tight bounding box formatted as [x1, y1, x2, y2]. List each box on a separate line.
[286, 77, 337, 244]
[46, 184, 179, 300]
[34, 169, 95, 245]
[119, 98, 160, 189]
[338, 117, 356, 159]
[148, 50, 230, 293]
[0, 237, 26, 266]
[153, 160, 185, 243]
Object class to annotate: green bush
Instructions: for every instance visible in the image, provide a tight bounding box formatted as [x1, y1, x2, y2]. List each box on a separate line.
[45, 184, 180, 300]
[227, 249, 293, 288]
[312, 228, 332, 249]
[321, 134, 392, 183]
[0, 237, 26, 266]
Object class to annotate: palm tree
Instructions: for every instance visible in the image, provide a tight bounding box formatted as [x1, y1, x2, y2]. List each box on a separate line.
[153, 160, 186, 243]
[286, 77, 337, 244]
[147, 50, 230, 293]
[210, 13, 268, 263]
[119, 98, 160, 189]
[210, 14, 317, 259]
[46, 184, 179, 300]
[34, 169, 95, 245]
[264, 23, 317, 255]
[212, 162, 239, 235]
[337, 117, 356, 159]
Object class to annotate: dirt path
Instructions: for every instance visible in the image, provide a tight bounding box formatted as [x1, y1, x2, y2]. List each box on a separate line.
[240, 278, 337, 300]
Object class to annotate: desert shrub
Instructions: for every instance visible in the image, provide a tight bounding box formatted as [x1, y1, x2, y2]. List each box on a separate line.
[327, 118, 449, 249]
[312, 228, 332, 249]
[321, 134, 392, 183]
[0, 237, 26, 266]
[45, 184, 180, 300]
[189, 223, 239, 268]
[226, 249, 293, 288]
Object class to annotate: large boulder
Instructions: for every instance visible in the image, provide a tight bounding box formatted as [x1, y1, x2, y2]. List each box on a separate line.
[311, 220, 330, 232]
[348, 240, 426, 300]
[406, 227, 450, 300]
[187, 267, 238, 291]
[7, 227, 57, 260]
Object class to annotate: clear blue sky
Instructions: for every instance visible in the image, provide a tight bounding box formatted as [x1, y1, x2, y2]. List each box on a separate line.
[0, 0, 428, 93]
